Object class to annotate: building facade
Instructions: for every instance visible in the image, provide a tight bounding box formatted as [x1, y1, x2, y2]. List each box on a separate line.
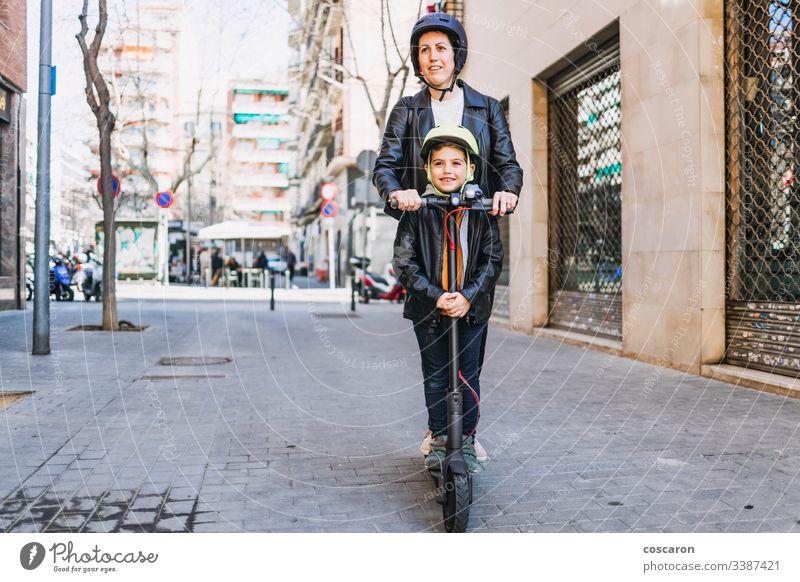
[287, 0, 421, 284]
[104, 1, 183, 221]
[0, 0, 27, 310]
[460, 1, 800, 393]
[224, 83, 293, 223]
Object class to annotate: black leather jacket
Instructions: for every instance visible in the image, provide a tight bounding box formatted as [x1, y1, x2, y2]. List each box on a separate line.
[373, 81, 524, 221]
[393, 191, 504, 327]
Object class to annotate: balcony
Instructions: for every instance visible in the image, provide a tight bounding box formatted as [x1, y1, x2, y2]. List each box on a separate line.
[232, 197, 291, 214]
[230, 149, 293, 164]
[232, 112, 289, 125]
[231, 124, 293, 140]
[324, 130, 351, 176]
[232, 173, 290, 189]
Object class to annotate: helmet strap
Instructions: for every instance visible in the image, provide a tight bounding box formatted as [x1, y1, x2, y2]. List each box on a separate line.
[419, 74, 459, 102]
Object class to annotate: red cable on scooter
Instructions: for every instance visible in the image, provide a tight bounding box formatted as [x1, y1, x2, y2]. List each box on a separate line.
[441, 206, 481, 438]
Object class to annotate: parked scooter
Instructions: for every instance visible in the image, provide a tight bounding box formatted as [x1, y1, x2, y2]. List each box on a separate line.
[49, 256, 74, 301]
[349, 256, 406, 303]
[73, 255, 103, 302]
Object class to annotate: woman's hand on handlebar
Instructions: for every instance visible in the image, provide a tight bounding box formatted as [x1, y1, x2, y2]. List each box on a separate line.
[436, 292, 471, 318]
[389, 189, 422, 211]
[490, 191, 518, 216]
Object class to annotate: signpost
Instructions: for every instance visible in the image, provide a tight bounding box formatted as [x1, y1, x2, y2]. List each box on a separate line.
[320, 184, 338, 289]
[97, 174, 121, 197]
[321, 182, 337, 201]
[156, 191, 174, 209]
[321, 200, 338, 218]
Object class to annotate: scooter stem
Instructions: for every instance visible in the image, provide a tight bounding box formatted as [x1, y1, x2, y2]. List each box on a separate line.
[446, 210, 464, 457]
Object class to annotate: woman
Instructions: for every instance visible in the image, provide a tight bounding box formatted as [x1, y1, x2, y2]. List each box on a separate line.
[373, 12, 523, 217]
[373, 12, 523, 463]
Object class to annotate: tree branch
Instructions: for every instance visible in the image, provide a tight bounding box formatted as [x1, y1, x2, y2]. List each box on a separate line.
[384, 0, 406, 63]
[76, 1, 99, 116]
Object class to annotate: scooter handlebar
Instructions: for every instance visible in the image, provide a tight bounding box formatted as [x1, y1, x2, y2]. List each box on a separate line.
[389, 193, 514, 215]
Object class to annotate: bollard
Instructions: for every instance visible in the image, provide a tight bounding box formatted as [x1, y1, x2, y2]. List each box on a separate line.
[350, 272, 356, 312]
[285, 269, 290, 290]
[270, 269, 275, 311]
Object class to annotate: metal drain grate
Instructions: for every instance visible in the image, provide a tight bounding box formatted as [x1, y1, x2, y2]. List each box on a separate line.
[158, 356, 232, 366]
[137, 375, 227, 382]
[0, 391, 33, 412]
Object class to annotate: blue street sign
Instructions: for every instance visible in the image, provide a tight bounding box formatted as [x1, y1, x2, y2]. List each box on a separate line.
[321, 200, 338, 218]
[156, 191, 174, 209]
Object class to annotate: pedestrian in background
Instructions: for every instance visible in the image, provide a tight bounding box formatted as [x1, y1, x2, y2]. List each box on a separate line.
[210, 248, 223, 287]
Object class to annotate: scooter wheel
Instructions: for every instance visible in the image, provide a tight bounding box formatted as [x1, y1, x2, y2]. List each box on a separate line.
[443, 471, 471, 533]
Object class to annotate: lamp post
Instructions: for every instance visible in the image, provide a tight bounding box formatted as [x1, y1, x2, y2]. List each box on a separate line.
[183, 121, 195, 284]
[32, 0, 53, 355]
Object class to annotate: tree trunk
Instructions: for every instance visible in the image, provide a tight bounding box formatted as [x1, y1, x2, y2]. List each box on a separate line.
[99, 110, 117, 330]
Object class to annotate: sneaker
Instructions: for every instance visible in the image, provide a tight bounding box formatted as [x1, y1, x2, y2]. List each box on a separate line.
[424, 435, 447, 473]
[420, 429, 433, 456]
[474, 437, 488, 462]
[462, 435, 480, 473]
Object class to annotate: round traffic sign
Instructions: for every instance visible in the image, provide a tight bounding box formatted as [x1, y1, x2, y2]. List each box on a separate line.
[320, 182, 337, 201]
[321, 200, 338, 218]
[96, 175, 121, 197]
[156, 191, 174, 209]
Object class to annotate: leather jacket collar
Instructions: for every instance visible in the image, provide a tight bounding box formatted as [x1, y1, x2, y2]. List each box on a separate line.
[408, 80, 488, 110]
[409, 81, 488, 154]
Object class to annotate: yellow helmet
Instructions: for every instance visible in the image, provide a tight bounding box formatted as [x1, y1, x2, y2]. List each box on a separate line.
[420, 124, 479, 162]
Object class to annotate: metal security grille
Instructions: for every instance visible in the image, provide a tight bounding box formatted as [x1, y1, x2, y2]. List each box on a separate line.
[548, 44, 623, 340]
[726, 0, 800, 376]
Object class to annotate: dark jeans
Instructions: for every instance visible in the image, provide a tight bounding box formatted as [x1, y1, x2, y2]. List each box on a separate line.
[414, 318, 487, 437]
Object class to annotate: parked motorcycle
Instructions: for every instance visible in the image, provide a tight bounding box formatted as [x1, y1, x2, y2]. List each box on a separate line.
[349, 256, 406, 303]
[72, 254, 103, 302]
[49, 256, 74, 301]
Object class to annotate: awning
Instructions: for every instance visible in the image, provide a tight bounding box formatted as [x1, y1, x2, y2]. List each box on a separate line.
[197, 220, 291, 241]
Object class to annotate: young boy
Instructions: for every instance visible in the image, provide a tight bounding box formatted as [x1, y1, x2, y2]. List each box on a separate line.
[393, 124, 504, 473]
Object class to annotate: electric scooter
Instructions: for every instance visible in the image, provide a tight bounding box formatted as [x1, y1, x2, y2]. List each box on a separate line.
[392, 184, 512, 533]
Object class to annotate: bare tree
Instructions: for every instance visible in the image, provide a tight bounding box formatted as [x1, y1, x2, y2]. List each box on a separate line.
[114, 90, 216, 210]
[77, 0, 119, 331]
[338, 0, 423, 130]
[107, 2, 215, 217]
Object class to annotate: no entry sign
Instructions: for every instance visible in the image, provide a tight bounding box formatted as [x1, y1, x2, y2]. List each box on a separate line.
[156, 191, 174, 209]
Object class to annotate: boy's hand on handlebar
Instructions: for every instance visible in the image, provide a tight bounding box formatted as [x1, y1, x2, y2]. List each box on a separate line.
[490, 191, 518, 216]
[389, 190, 422, 211]
[436, 292, 471, 318]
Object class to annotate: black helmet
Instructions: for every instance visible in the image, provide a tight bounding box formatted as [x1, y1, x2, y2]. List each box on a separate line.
[409, 12, 468, 78]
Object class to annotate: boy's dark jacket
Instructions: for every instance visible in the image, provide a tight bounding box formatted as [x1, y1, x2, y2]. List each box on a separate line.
[393, 187, 503, 327]
[373, 81, 523, 221]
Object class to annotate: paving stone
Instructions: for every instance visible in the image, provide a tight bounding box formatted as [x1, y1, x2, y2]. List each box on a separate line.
[0, 294, 799, 533]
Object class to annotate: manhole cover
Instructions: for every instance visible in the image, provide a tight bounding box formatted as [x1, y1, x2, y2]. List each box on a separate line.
[159, 356, 232, 366]
[137, 375, 227, 382]
[0, 391, 33, 412]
